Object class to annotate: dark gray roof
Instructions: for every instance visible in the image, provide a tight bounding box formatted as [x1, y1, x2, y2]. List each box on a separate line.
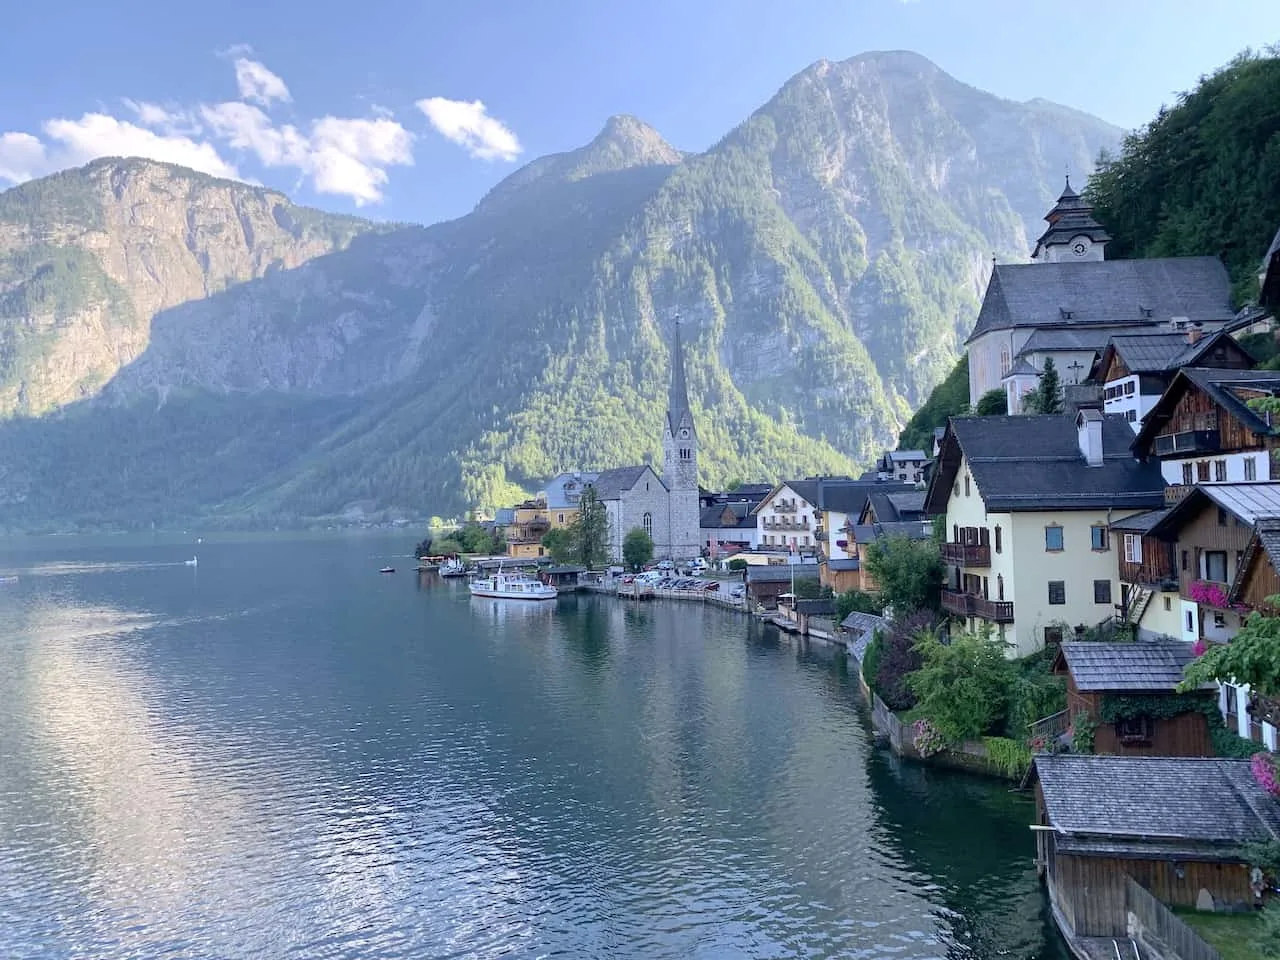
[1262, 225, 1280, 308]
[1230, 518, 1280, 605]
[771, 478, 912, 515]
[1102, 330, 1250, 376]
[591, 465, 663, 500]
[1018, 327, 1129, 354]
[1035, 756, 1280, 853]
[864, 489, 927, 523]
[826, 558, 860, 571]
[666, 322, 694, 437]
[1258, 519, 1280, 569]
[541, 564, 586, 575]
[851, 521, 934, 543]
[840, 610, 887, 636]
[1057, 639, 1199, 692]
[795, 598, 834, 616]
[926, 414, 1166, 514]
[967, 257, 1233, 343]
[1002, 357, 1040, 379]
[700, 501, 757, 529]
[746, 563, 819, 583]
[1108, 508, 1168, 534]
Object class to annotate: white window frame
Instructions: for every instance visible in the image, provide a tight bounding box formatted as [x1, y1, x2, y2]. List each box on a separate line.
[1123, 534, 1142, 564]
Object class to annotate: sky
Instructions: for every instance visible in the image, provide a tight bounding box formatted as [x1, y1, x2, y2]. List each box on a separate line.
[1, 0, 1276, 225]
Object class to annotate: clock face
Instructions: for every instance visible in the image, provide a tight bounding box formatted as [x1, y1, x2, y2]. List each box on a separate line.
[680, 428, 690, 439]
[1072, 239, 1089, 257]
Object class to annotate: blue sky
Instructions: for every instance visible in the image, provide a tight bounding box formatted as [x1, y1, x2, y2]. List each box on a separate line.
[1, 0, 1275, 224]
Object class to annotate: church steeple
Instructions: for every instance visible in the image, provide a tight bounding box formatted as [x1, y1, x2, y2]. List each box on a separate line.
[1031, 175, 1111, 263]
[666, 318, 695, 437]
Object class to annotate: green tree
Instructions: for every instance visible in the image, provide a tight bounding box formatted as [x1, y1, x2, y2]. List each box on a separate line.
[727, 557, 748, 571]
[622, 526, 654, 571]
[1024, 358, 1061, 415]
[1181, 603, 1280, 697]
[898, 354, 970, 451]
[541, 527, 573, 563]
[974, 388, 1007, 416]
[414, 533, 434, 558]
[569, 486, 609, 569]
[864, 535, 944, 614]
[908, 629, 1015, 742]
[835, 589, 881, 622]
[791, 576, 830, 599]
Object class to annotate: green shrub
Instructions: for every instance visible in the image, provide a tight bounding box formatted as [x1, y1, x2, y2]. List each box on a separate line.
[862, 630, 885, 693]
[727, 557, 748, 571]
[907, 629, 1014, 742]
[982, 736, 1032, 779]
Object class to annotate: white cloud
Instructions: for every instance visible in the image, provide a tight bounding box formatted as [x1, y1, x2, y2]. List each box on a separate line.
[234, 58, 291, 107]
[0, 55, 417, 205]
[417, 97, 521, 161]
[0, 114, 239, 185]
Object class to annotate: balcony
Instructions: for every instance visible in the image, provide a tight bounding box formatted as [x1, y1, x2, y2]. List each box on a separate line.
[1153, 429, 1220, 457]
[1185, 579, 1230, 609]
[814, 527, 827, 541]
[762, 518, 811, 532]
[941, 542, 991, 567]
[1163, 485, 1192, 505]
[973, 597, 1015, 623]
[941, 589, 975, 616]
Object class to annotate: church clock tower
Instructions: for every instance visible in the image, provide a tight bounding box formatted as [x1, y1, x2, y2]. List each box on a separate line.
[662, 320, 701, 559]
[1031, 176, 1111, 263]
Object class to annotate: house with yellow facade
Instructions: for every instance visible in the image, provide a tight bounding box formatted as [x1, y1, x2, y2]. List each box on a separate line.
[924, 411, 1166, 657]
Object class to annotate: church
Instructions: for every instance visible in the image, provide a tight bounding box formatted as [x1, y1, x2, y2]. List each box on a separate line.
[590, 324, 702, 561]
[966, 178, 1236, 412]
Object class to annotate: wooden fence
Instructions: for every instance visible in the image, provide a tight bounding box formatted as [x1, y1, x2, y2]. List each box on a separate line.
[1028, 709, 1070, 745]
[1123, 876, 1224, 960]
[870, 691, 914, 756]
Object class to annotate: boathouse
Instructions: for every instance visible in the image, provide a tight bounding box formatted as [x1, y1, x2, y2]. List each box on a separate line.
[1032, 755, 1280, 941]
[1052, 639, 1214, 756]
[745, 563, 819, 609]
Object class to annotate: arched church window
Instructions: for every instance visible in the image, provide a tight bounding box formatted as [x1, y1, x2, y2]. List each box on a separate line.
[643, 513, 653, 537]
[1000, 347, 1011, 376]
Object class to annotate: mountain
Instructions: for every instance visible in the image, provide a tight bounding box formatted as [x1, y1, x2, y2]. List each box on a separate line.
[0, 51, 1121, 530]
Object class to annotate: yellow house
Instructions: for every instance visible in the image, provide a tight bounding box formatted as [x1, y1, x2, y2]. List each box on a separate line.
[504, 493, 581, 559]
[925, 411, 1166, 657]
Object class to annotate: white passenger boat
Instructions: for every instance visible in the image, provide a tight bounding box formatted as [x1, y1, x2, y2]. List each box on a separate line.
[439, 557, 467, 578]
[468, 570, 558, 601]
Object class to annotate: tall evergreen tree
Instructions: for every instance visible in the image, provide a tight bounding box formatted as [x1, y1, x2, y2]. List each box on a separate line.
[1027, 358, 1062, 415]
[570, 486, 610, 569]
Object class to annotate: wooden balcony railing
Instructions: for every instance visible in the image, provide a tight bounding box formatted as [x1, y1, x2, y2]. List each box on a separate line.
[941, 542, 991, 567]
[974, 597, 1015, 623]
[1153, 429, 1220, 457]
[941, 589, 975, 616]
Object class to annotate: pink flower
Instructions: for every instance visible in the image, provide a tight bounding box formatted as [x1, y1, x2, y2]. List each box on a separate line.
[1251, 752, 1280, 798]
[1193, 638, 1208, 657]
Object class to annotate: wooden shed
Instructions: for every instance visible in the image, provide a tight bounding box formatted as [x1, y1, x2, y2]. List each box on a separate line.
[1033, 755, 1280, 941]
[1053, 639, 1214, 756]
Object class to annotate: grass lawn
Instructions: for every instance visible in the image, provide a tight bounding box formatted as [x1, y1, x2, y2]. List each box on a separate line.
[1173, 908, 1263, 960]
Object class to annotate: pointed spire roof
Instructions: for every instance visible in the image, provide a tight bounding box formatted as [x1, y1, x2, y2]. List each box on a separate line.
[1032, 175, 1111, 259]
[667, 319, 694, 436]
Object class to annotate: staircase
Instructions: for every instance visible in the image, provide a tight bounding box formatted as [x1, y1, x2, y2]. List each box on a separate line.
[1123, 586, 1153, 626]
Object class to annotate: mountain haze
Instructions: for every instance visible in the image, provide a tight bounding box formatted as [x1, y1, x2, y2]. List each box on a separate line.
[0, 52, 1121, 529]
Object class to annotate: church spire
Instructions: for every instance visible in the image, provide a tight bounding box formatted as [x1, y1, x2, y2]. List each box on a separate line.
[1030, 174, 1111, 262]
[667, 317, 694, 436]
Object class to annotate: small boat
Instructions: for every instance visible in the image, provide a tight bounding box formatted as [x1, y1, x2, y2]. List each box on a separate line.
[184, 557, 198, 567]
[468, 570, 558, 601]
[0, 576, 17, 584]
[439, 558, 467, 578]
[380, 566, 396, 574]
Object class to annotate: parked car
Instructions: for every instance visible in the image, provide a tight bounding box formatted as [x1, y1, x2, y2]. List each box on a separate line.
[688, 558, 707, 573]
[657, 559, 675, 571]
[703, 582, 720, 592]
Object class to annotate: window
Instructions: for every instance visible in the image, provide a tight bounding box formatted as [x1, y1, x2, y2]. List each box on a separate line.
[557, 513, 565, 524]
[1186, 610, 1194, 632]
[1044, 626, 1064, 646]
[1245, 456, 1258, 481]
[1048, 581, 1066, 604]
[964, 475, 971, 497]
[1123, 533, 1142, 564]
[679, 448, 691, 461]
[1123, 381, 1136, 396]
[1213, 612, 1227, 629]
[997, 574, 1004, 601]
[1218, 507, 1229, 526]
[1163, 597, 1171, 611]
[1045, 525, 1064, 552]
[1181, 549, 1188, 571]
[1182, 462, 1194, 485]
[538, 547, 545, 557]
[1196, 461, 1210, 482]
[1094, 580, 1112, 604]
[1115, 715, 1153, 745]
[954, 481, 960, 496]
[994, 526, 1002, 554]
[1091, 526, 1109, 551]
[643, 512, 653, 537]
[1126, 409, 1137, 422]
[1205, 550, 1228, 584]
[1224, 683, 1238, 718]
[1000, 347, 1011, 376]
[1214, 460, 1227, 482]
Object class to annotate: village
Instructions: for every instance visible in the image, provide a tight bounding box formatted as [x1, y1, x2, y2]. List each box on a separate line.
[451, 182, 1280, 960]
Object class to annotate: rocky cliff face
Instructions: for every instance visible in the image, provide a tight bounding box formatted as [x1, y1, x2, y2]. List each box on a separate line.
[0, 159, 371, 413]
[0, 52, 1122, 529]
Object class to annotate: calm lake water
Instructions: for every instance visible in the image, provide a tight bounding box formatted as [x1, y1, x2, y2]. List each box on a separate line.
[0, 534, 1069, 959]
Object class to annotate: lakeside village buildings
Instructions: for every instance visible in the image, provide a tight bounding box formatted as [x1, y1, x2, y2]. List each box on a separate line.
[488, 183, 1280, 952]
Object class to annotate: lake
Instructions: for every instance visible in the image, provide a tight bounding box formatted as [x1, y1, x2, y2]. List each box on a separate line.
[0, 534, 1069, 958]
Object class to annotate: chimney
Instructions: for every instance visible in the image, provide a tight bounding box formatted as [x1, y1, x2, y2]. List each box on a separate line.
[1186, 322, 1203, 346]
[1076, 409, 1104, 467]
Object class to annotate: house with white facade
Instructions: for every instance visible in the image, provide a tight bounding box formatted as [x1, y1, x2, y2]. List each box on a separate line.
[925, 411, 1166, 657]
[966, 180, 1235, 408]
[700, 500, 759, 555]
[872, 450, 930, 484]
[1092, 330, 1253, 432]
[1133, 367, 1280, 488]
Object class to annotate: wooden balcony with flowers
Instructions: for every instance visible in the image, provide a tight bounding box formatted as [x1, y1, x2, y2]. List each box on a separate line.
[1185, 579, 1231, 609]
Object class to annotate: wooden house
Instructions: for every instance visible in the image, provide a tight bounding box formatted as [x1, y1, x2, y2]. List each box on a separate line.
[1052, 640, 1213, 756]
[1033, 755, 1280, 942]
[1109, 508, 1182, 640]
[1133, 367, 1280, 490]
[1229, 518, 1280, 614]
[745, 563, 819, 610]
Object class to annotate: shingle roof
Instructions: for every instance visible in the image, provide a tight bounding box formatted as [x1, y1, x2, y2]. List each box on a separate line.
[1002, 357, 1040, 379]
[864, 489, 926, 523]
[794, 598, 834, 616]
[746, 563, 819, 583]
[1018, 326, 1132, 354]
[1031, 178, 1112, 257]
[1152, 483, 1280, 538]
[840, 611, 887, 662]
[1035, 756, 1280, 852]
[591, 465, 663, 500]
[851, 521, 934, 543]
[700, 502, 758, 529]
[967, 257, 1233, 343]
[1102, 330, 1249, 376]
[764, 479, 912, 516]
[1108, 508, 1168, 534]
[1057, 639, 1199, 692]
[826, 558, 860, 571]
[889, 450, 928, 462]
[925, 414, 1166, 514]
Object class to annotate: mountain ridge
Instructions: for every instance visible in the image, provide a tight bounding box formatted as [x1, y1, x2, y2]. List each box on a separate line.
[0, 51, 1122, 530]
